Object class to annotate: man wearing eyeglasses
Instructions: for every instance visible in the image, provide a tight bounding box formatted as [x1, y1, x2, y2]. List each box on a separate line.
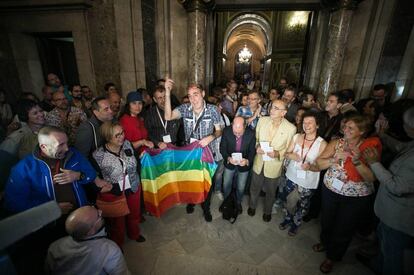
[235, 90, 267, 129]
[46, 205, 129, 275]
[248, 100, 296, 222]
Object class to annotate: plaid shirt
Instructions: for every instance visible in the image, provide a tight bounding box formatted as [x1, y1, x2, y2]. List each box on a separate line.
[176, 102, 223, 160]
[235, 105, 268, 129]
[45, 107, 87, 145]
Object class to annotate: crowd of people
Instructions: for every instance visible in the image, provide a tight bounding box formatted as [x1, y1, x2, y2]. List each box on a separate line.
[0, 73, 413, 275]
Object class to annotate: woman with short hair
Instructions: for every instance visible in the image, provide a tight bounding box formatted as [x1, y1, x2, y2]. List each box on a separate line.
[93, 121, 145, 248]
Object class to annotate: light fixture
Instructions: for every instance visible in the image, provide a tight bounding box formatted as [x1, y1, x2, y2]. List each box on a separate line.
[288, 11, 309, 33]
[238, 44, 252, 63]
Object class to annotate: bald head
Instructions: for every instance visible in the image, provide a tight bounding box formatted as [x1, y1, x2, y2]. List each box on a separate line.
[52, 90, 69, 110]
[232, 116, 246, 138]
[65, 206, 103, 240]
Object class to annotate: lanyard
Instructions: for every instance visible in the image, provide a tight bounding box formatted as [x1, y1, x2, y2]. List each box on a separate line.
[156, 106, 168, 134]
[301, 135, 317, 164]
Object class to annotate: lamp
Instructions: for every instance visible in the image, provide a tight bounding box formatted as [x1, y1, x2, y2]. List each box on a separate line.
[288, 11, 309, 34]
[238, 45, 252, 63]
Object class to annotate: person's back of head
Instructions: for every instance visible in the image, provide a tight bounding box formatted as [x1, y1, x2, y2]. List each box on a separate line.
[66, 206, 103, 241]
[338, 89, 355, 104]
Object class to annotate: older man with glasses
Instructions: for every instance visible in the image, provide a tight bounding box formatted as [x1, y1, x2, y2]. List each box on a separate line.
[248, 99, 296, 222]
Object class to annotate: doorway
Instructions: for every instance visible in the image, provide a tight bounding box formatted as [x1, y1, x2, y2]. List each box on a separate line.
[34, 32, 79, 86]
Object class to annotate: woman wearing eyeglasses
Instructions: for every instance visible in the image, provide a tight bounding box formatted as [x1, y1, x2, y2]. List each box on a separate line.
[307, 113, 382, 273]
[93, 121, 145, 249]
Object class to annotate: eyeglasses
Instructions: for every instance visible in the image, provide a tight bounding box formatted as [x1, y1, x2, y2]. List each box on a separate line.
[271, 106, 286, 111]
[114, 131, 124, 138]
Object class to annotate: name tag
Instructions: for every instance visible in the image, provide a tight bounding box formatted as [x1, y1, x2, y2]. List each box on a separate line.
[162, 135, 172, 143]
[332, 178, 344, 191]
[118, 175, 131, 190]
[190, 138, 198, 144]
[297, 170, 306, 179]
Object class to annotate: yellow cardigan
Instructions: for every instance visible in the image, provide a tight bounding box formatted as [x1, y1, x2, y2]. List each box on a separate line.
[253, 117, 296, 178]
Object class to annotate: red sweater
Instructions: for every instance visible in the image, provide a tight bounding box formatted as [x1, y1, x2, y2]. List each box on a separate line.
[119, 114, 148, 153]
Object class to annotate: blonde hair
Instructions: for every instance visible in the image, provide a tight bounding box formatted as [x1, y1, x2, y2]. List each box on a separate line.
[100, 121, 122, 142]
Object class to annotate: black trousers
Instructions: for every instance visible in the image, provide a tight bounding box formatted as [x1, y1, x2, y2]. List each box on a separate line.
[188, 168, 217, 212]
[306, 170, 326, 219]
[320, 184, 374, 261]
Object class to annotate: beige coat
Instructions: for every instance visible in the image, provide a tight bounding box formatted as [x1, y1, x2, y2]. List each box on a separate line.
[253, 117, 296, 178]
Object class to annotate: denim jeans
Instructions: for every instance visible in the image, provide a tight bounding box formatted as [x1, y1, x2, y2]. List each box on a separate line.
[371, 221, 414, 275]
[222, 167, 249, 203]
[213, 160, 224, 192]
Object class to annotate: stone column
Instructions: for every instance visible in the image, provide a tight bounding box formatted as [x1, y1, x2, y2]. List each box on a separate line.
[318, 0, 359, 103]
[181, 0, 214, 87]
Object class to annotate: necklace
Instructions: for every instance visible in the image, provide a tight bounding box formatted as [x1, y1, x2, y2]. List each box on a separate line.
[305, 137, 316, 141]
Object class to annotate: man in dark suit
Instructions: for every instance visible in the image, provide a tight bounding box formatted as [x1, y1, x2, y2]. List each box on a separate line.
[219, 117, 256, 213]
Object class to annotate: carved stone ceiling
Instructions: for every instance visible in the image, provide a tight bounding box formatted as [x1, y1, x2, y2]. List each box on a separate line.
[226, 23, 267, 58]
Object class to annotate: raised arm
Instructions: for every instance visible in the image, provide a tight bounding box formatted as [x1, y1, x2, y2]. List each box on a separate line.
[164, 78, 181, 121]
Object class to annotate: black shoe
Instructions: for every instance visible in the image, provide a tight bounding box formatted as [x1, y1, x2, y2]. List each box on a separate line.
[136, 235, 146, 242]
[237, 203, 243, 214]
[263, 214, 271, 222]
[203, 210, 212, 222]
[186, 204, 195, 214]
[247, 208, 255, 216]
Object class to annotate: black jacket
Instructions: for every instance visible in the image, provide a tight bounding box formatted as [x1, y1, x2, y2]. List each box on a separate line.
[220, 126, 256, 172]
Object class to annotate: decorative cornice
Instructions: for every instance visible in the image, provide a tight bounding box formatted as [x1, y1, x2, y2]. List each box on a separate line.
[320, 0, 362, 11]
[180, 0, 215, 13]
[0, 1, 92, 13]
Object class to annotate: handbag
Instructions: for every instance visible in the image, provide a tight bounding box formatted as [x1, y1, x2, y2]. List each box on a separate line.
[220, 188, 238, 224]
[96, 174, 130, 218]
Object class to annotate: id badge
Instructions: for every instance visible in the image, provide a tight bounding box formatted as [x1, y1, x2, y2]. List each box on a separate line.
[119, 175, 132, 190]
[162, 135, 172, 143]
[297, 170, 306, 179]
[190, 138, 198, 143]
[332, 178, 344, 191]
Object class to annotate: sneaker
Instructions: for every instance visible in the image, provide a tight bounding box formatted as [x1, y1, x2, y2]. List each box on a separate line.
[186, 204, 195, 214]
[215, 191, 224, 201]
[203, 210, 212, 222]
[279, 219, 290, 230]
[262, 214, 272, 222]
[247, 208, 256, 216]
[136, 235, 146, 242]
[288, 224, 298, 236]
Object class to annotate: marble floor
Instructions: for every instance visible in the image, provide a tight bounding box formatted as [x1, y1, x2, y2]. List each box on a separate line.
[123, 195, 374, 275]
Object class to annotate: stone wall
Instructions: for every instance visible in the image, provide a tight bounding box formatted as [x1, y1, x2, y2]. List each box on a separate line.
[156, 0, 188, 99]
[0, 1, 97, 99]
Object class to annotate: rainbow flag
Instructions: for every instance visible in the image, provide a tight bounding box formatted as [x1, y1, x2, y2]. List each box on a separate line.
[140, 143, 217, 217]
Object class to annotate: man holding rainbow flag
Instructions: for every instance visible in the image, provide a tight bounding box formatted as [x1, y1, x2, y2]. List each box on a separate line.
[141, 78, 222, 222]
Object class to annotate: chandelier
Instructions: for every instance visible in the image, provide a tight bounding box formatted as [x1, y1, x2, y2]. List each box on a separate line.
[238, 45, 252, 63]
